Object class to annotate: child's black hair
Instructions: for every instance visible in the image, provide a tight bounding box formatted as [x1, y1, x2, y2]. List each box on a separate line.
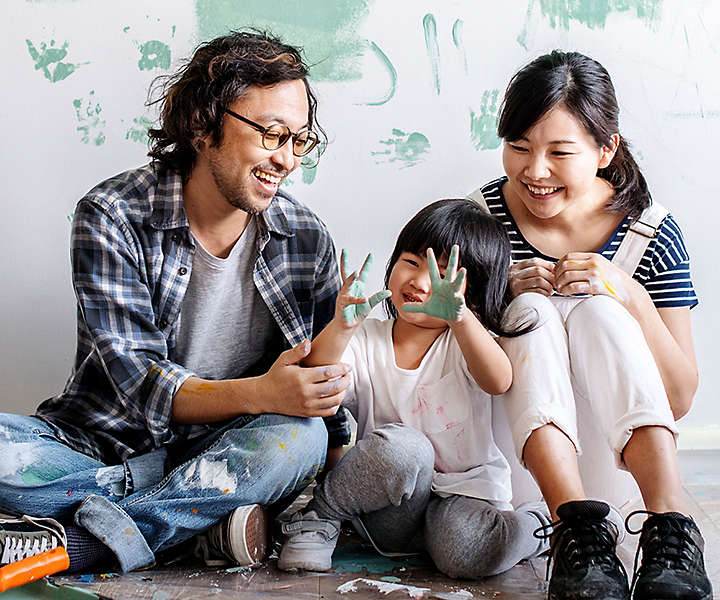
[383, 198, 534, 337]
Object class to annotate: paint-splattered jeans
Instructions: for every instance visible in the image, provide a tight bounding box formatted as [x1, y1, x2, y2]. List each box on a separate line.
[0, 413, 327, 572]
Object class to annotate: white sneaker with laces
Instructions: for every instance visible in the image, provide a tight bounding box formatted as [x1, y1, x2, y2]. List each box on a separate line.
[277, 510, 340, 572]
[199, 504, 268, 566]
[0, 515, 67, 565]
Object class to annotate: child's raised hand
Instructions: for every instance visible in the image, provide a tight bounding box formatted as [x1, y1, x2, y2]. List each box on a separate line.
[339, 250, 391, 326]
[402, 245, 467, 323]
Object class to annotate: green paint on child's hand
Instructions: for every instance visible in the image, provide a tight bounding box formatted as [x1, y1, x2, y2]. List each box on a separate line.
[402, 245, 466, 322]
[340, 251, 391, 324]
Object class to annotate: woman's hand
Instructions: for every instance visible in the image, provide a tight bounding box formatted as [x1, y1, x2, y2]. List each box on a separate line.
[337, 250, 391, 327]
[554, 252, 637, 304]
[508, 257, 556, 297]
[402, 245, 467, 323]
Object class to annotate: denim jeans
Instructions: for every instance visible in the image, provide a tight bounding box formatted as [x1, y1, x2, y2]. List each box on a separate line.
[0, 413, 327, 571]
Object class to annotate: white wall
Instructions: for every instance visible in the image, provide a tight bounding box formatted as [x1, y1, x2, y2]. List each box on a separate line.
[1, 0, 718, 448]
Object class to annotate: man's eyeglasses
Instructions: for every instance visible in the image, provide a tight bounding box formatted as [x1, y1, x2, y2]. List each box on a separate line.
[224, 109, 320, 157]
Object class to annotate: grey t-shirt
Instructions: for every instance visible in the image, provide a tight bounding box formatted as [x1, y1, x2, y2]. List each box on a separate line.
[173, 217, 275, 380]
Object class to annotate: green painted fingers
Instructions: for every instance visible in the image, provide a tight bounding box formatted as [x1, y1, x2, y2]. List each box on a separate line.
[402, 245, 467, 322]
[341, 250, 391, 324]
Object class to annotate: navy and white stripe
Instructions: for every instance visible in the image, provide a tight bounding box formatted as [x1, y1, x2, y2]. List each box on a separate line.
[36, 163, 350, 463]
[481, 177, 697, 309]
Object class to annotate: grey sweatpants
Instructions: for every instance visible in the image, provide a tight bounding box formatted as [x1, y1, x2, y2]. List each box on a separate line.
[308, 423, 548, 579]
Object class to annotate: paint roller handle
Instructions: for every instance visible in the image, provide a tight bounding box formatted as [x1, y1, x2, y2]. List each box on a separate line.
[0, 546, 70, 592]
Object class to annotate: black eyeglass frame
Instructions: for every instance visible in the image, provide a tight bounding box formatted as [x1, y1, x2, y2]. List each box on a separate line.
[224, 108, 319, 157]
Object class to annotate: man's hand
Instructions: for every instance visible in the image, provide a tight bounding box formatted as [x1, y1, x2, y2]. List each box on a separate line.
[257, 340, 351, 417]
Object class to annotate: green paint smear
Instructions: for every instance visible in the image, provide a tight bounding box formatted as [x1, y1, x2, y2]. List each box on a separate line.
[361, 41, 397, 106]
[21, 466, 66, 485]
[538, 0, 663, 30]
[301, 163, 317, 185]
[470, 89, 501, 151]
[452, 19, 468, 75]
[194, 0, 373, 82]
[26, 39, 88, 82]
[73, 90, 106, 146]
[372, 128, 430, 168]
[422, 13, 440, 95]
[126, 116, 154, 144]
[332, 542, 430, 573]
[138, 40, 171, 71]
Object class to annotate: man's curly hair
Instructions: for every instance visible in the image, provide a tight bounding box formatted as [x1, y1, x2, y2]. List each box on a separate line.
[147, 30, 325, 181]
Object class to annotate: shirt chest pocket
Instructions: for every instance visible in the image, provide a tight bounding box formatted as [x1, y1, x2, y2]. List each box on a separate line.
[408, 372, 472, 435]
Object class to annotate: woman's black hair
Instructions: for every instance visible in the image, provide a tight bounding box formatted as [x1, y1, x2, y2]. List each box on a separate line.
[383, 199, 534, 337]
[497, 50, 650, 219]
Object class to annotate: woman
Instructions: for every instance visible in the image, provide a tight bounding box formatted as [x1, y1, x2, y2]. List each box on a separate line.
[474, 51, 711, 600]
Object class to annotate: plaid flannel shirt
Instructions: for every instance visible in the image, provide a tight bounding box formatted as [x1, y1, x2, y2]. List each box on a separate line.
[36, 164, 350, 463]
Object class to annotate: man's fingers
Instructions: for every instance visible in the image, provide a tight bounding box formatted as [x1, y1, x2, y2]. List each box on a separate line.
[313, 372, 351, 397]
[308, 363, 352, 383]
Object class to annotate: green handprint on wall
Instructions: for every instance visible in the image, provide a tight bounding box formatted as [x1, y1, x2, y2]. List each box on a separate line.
[402, 245, 466, 322]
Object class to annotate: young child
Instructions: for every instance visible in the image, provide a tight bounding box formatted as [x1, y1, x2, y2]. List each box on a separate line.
[277, 198, 545, 579]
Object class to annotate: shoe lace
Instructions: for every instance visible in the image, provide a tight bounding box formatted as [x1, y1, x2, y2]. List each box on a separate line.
[625, 510, 702, 594]
[535, 516, 626, 581]
[0, 515, 66, 564]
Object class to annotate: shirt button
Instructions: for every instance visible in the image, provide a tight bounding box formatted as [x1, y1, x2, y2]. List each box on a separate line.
[178, 267, 188, 276]
[171, 234, 179, 242]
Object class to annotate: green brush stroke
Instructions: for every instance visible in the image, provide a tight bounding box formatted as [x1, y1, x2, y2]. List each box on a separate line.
[25, 39, 88, 82]
[422, 13, 441, 95]
[301, 163, 317, 185]
[372, 129, 430, 168]
[73, 90, 106, 146]
[451, 19, 468, 75]
[21, 466, 66, 484]
[195, 0, 373, 82]
[538, 0, 663, 30]
[138, 40, 171, 71]
[126, 116, 154, 144]
[517, 0, 536, 49]
[360, 41, 397, 106]
[470, 90, 501, 151]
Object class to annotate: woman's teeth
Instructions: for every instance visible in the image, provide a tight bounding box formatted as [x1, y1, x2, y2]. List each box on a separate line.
[527, 184, 561, 195]
[253, 168, 281, 185]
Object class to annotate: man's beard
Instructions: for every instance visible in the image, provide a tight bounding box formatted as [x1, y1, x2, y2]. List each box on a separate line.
[207, 154, 272, 215]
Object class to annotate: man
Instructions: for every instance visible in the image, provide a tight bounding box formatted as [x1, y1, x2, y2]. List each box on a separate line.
[0, 30, 351, 573]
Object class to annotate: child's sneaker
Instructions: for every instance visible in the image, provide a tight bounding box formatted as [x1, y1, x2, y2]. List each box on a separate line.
[277, 510, 340, 572]
[0, 515, 66, 565]
[628, 511, 712, 600]
[198, 504, 269, 566]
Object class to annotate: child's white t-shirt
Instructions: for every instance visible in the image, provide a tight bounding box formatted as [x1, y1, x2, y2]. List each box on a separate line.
[341, 318, 512, 509]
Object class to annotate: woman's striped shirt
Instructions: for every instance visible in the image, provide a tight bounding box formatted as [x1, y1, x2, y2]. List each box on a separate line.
[480, 177, 698, 308]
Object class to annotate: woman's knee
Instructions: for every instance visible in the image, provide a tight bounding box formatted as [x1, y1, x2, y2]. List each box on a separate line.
[503, 292, 557, 329]
[566, 294, 634, 331]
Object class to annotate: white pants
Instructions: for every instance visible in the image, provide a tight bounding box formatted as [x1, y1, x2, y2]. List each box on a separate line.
[495, 293, 678, 510]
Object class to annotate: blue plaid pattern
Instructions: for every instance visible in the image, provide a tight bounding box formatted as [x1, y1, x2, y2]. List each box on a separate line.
[36, 164, 350, 463]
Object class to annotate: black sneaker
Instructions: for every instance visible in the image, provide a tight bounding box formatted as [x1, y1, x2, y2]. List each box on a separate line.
[537, 500, 630, 600]
[0, 515, 66, 565]
[627, 511, 713, 600]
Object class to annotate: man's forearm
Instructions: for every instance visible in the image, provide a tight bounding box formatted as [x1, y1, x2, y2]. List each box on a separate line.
[171, 375, 265, 424]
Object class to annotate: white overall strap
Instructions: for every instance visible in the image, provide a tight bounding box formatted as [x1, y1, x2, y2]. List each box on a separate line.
[466, 187, 490, 213]
[611, 201, 669, 276]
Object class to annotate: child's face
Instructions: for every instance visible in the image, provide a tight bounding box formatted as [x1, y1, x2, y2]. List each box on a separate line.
[388, 250, 450, 329]
[501, 103, 617, 220]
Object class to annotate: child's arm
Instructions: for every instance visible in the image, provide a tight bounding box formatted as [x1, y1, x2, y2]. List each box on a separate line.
[304, 250, 391, 367]
[402, 245, 512, 394]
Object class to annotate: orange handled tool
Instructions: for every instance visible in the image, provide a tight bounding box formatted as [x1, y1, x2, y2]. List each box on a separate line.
[0, 547, 70, 593]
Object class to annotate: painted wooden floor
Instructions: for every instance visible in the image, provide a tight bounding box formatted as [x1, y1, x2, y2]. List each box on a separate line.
[42, 450, 719, 599]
